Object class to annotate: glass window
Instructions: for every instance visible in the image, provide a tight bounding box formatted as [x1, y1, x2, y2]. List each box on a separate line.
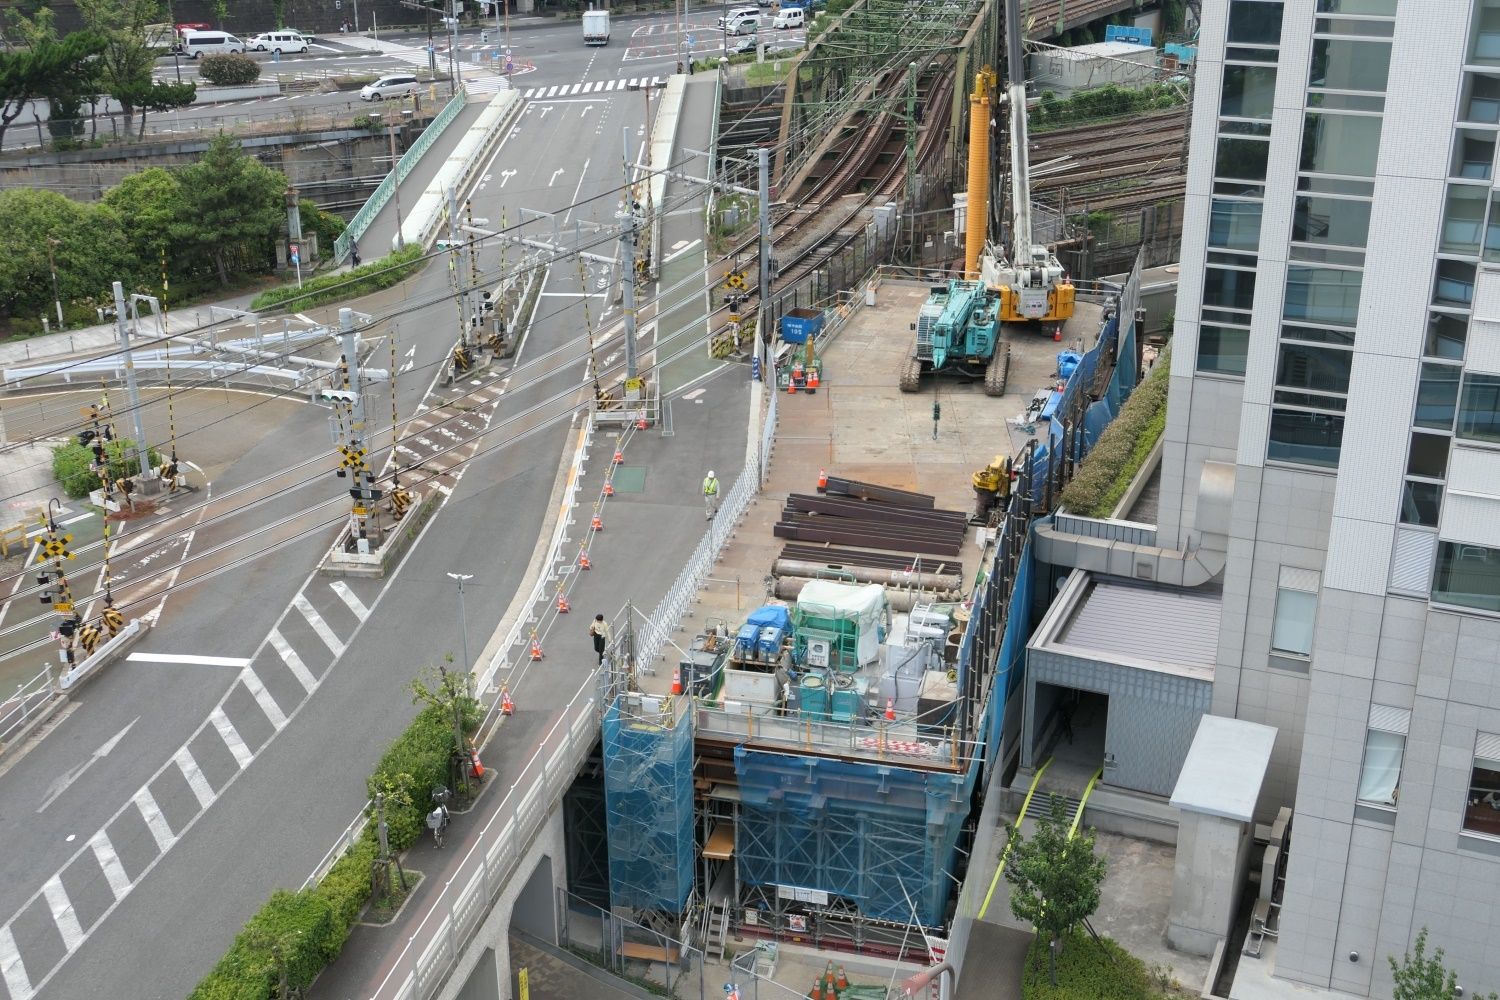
[1221, 65, 1277, 119]
[1307, 91, 1386, 112]
[1277, 342, 1353, 394]
[1268, 408, 1345, 468]
[1271, 586, 1317, 654]
[1414, 363, 1461, 430]
[1434, 542, 1500, 615]
[1215, 137, 1270, 182]
[1228, 0, 1284, 45]
[1426, 312, 1468, 360]
[1209, 200, 1263, 250]
[1400, 480, 1443, 526]
[1457, 371, 1500, 443]
[1299, 175, 1376, 197]
[1284, 265, 1363, 326]
[1453, 133, 1496, 180]
[1472, 0, 1500, 66]
[1486, 192, 1500, 263]
[1358, 729, 1405, 806]
[1198, 324, 1250, 376]
[1316, 0, 1396, 13]
[1301, 112, 1384, 177]
[1282, 323, 1356, 346]
[1464, 74, 1500, 124]
[1464, 748, 1500, 835]
[1293, 196, 1372, 248]
[1203, 266, 1258, 312]
[1406, 432, 1451, 478]
[1289, 245, 1366, 267]
[1308, 38, 1391, 92]
[1441, 185, 1488, 255]
[1434, 259, 1477, 308]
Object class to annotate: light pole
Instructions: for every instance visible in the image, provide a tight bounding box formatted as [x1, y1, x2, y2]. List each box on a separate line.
[386, 116, 406, 250]
[676, 0, 684, 73]
[45, 237, 63, 329]
[447, 572, 473, 671]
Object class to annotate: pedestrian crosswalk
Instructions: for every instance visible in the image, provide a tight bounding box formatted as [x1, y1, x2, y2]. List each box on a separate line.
[520, 76, 666, 100]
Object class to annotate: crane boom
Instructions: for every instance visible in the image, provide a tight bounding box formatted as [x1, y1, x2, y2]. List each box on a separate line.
[1004, 0, 1032, 264]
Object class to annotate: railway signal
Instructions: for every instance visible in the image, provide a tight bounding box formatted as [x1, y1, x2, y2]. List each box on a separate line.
[36, 501, 82, 666]
[332, 308, 382, 553]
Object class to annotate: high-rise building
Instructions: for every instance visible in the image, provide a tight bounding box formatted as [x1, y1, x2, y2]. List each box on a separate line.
[1159, 0, 1500, 994]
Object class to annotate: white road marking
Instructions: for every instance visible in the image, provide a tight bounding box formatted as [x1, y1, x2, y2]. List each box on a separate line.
[294, 594, 346, 657]
[209, 707, 254, 769]
[330, 581, 371, 622]
[543, 85, 558, 97]
[126, 652, 252, 667]
[37, 718, 138, 813]
[662, 238, 702, 264]
[88, 833, 131, 901]
[132, 789, 176, 853]
[0, 925, 31, 1000]
[173, 748, 216, 810]
[549, 167, 565, 186]
[240, 668, 288, 730]
[683, 388, 707, 401]
[42, 877, 84, 954]
[269, 628, 317, 694]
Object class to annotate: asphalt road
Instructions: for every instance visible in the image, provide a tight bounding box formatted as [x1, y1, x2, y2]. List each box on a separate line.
[0, 64, 691, 1000]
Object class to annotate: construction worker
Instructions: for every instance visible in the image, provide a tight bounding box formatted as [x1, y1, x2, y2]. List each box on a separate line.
[703, 469, 720, 521]
[589, 613, 611, 666]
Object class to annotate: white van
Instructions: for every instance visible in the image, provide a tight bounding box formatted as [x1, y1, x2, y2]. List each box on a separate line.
[182, 30, 245, 58]
[773, 8, 804, 28]
[361, 74, 421, 101]
[728, 15, 761, 35]
[249, 30, 310, 53]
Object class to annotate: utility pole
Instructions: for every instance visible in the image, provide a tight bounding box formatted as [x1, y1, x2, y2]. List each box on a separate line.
[334, 307, 379, 553]
[618, 130, 641, 399]
[449, 0, 463, 90]
[447, 572, 473, 670]
[447, 187, 472, 349]
[757, 145, 771, 339]
[905, 62, 918, 260]
[389, 122, 406, 251]
[111, 281, 155, 495]
[45, 237, 64, 329]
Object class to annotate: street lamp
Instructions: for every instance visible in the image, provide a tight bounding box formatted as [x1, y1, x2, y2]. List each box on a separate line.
[446, 572, 474, 672]
[45, 237, 64, 329]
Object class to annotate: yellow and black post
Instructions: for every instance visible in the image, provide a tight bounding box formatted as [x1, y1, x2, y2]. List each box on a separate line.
[36, 500, 79, 668]
[333, 308, 382, 553]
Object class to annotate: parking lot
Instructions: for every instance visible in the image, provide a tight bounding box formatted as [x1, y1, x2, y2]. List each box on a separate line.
[622, 13, 807, 62]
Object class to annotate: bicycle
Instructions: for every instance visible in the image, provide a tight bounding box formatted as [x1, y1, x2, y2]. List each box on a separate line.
[427, 787, 452, 847]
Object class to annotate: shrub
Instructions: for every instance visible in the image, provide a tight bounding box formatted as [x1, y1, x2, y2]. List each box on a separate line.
[298, 200, 348, 250]
[52, 439, 161, 499]
[1022, 930, 1167, 1000]
[313, 835, 379, 946]
[198, 53, 262, 86]
[351, 113, 379, 130]
[249, 244, 425, 311]
[367, 703, 463, 850]
[1057, 347, 1171, 519]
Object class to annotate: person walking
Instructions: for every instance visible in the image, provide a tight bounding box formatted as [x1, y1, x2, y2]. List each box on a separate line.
[589, 613, 611, 665]
[702, 469, 720, 521]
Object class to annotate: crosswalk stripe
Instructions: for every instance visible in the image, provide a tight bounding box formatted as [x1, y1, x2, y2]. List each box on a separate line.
[42, 876, 84, 954]
[174, 747, 216, 810]
[132, 788, 176, 853]
[88, 832, 131, 900]
[269, 628, 318, 694]
[543, 85, 558, 97]
[330, 581, 371, 621]
[210, 707, 254, 769]
[293, 594, 346, 657]
[0, 925, 32, 1000]
[240, 668, 288, 730]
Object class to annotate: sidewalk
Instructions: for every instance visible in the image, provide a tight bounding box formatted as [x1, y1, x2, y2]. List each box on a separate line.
[309, 364, 751, 999]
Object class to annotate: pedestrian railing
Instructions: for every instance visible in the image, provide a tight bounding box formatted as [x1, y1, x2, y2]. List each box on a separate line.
[334, 88, 469, 264]
[0, 666, 57, 751]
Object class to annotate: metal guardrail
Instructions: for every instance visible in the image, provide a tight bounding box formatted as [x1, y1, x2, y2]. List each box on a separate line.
[0, 666, 56, 749]
[335, 89, 469, 264]
[301, 801, 372, 890]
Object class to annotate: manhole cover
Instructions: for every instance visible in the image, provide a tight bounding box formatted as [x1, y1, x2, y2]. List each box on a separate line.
[609, 466, 647, 493]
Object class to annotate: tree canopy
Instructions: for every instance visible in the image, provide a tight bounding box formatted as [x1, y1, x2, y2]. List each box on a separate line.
[0, 189, 132, 325]
[1390, 928, 1498, 1000]
[176, 134, 287, 286]
[1004, 797, 1109, 985]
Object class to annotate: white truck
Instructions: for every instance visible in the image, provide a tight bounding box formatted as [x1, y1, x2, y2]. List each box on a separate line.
[582, 9, 610, 45]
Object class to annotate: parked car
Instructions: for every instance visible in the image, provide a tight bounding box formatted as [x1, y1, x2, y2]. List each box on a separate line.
[727, 34, 757, 53]
[718, 5, 760, 27]
[728, 15, 761, 35]
[773, 8, 804, 28]
[285, 26, 318, 42]
[181, 30, 246, 58]
[250, 30, 310, 53]
[360, 74, 421, 101]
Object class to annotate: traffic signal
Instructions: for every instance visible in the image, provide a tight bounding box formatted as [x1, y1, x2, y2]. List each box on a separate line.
[58, 617, 77, 638]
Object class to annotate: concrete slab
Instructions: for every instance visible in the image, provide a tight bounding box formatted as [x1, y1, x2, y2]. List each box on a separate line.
[1089, 831, 1211, 992]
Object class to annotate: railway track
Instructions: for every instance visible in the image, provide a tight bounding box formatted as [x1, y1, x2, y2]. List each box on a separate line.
[1030, 106, 1189, 216]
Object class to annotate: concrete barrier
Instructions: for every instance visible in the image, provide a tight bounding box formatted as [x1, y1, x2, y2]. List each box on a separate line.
[646, 75, 687, 278]
[391, 89, 523, 252]
[192, 81, 281, 103]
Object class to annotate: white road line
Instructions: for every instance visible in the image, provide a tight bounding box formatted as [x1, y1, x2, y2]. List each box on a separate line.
[240, 668, 288, 730]
[42, 877, 84, 954]
[126, 652, 252, 667]
[88, 833, 131, 901]
[0, 925, 31, 1000]
[293, 594, 346, 657]
[173, 748, 216, 810]
[132, 789, 176, 853]
[209, 707, 254, 769]
[662, 238, 702, 264]
[543, 85, 558, 97]
[329, 581, 371, 621]
[269, 628, 318, 694]
[606, 79, 618, 90]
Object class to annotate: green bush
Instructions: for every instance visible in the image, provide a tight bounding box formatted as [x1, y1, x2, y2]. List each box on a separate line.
[314, 834, 378, 945]
[1057, 347, 1171, 519]
[1022, 930, 1168, 1000]
[198, 53, 262, 86]
[51, 439, 161, 499]
[1031, 83, 1187, 132]
[249, 244, 425, 312]
[298, 200, 348, 250]
[367, 703, 464, 850]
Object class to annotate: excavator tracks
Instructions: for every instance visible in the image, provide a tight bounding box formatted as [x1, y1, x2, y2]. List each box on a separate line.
[899, 354, 923, 393]
[984, 344, 1011, 397]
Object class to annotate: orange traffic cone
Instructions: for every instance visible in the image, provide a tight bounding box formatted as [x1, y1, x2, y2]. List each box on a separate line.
[836, 966, 848, 990]
[1053, 326, 1062, 342]
[808, 367, 820, 390]
[885, 697, 896, 721]
[591, 513, 603, 531]
[671, 666, 683, 695]
[787, 378, 797, 394]
[817, 468, 828, 491]
[557, 591, 571, 613]
[578, 549, 592, 570]
[809, 983, 823, 1000]
[469, 742, 486, 778]
[603, 480, 615, 497]
[613, 449, 623, 464]
[636, 416, 648, 430]
[529, 637, 543, 660]
[501, 686, 515, 716]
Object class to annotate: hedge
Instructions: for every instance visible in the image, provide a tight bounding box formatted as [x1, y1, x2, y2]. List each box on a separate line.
[1022, 930, 1170, 1000]
[248, 244, 425, 312]
[199, 53, 262, 86]
[1057, 347, 1171, 519]
[52, 439, 161, 499]
[188, 689, 477, 998]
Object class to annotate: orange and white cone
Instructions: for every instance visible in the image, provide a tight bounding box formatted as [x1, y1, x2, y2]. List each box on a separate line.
[836, 966, 848, 990]
[501, 686, 515, 716]
[603, 480, 615, 497]
[885, 697, 896, 721]
[817, 468, 828, 491]
[671, 666, 683, 695]
[469, 741, 486, 778]
[529, 637, 543, 660]
[578, 550, 592, 570]
[636, 416, 648, 430]
[557, 591, 571, 613]
[591, 513, 603, 531]
[612, 449, 623, 464]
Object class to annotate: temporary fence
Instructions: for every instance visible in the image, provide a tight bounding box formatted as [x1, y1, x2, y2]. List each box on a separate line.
[0, 666, 56, 751]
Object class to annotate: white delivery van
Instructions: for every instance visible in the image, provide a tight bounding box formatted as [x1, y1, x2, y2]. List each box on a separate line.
[773, 8, 804, 28]
[250, 30, 310, 53]
[182, 30, 246, 57]
[582, 9, 611, 45]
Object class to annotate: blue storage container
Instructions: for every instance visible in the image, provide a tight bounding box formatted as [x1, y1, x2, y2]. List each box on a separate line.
[736, 622, 759, 658]
[780, 308, 825, 344]
[757, 625, 784, 659]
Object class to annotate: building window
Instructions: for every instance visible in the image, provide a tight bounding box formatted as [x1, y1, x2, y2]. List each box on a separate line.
[1463, 74, 1500, 125]
[1414, 363, 1461, 430]
[1457, 372, 1500, 443]
[1316, 0, 1398, 15]
[1308, 38, 1391, 93]
[1197, 325, 1250, 376]
[1268, 409, 1345, 468]
[1425, 312, 1468, 360]
[1283, 265, 1363, 326]
[1203, 266, 1258, 312]
[1293, 195, 1372, 248]
[1433, 541, 1500, 613]
[1209, 199, 1264, 250]
[1467, 737, 1500, 837]
[1472, 0, 1500, 66]
[1441, 185, 1488, 255]
[1216, 138, 1271, 184]
[1485, 192, 1500, 262]
[1406, 432, 1450, 479]
[1434, 259, 1477, 308]
[1452, 132, 1496, 181]
[1357, 707, 1410, 807]
[1399, 480, 1443, 526]
[1277, 342, 1352, 394]
[1271, 567, 1319, 655]
[1222, 65, 1278, 119]
[1228, 0, 1285, 46]
[1300, 112, 1384, 177]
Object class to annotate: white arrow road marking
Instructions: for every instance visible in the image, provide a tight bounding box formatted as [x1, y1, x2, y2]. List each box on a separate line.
[37, 717, 139, 813]
[549, 167, 565, 186]
[500, 168, 517, 187]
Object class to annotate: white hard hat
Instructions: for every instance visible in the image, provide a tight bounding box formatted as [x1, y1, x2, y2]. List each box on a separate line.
[708, 470, 715, 478]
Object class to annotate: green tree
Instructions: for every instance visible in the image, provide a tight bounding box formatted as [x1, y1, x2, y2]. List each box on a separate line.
[74, 0, 162, 135]
[0, 32, 105, 150]
[197, 53, 261, 86]
[0, 189, 132, 326]
[175, 133, 286, 286]
[1390, 927, 1498, 1000]
[1003, 796, 1108, 986]
[121, 78, 196, 139]
[102, 167, 185, 274]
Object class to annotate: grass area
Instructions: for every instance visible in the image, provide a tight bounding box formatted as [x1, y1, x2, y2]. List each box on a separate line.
[365, 867, 422, 925]
[248, 244, 425, 312]
[1022, 930, 1177, 1000]
[1057, 346, 1171, 519]
[744, 58, 796, 86]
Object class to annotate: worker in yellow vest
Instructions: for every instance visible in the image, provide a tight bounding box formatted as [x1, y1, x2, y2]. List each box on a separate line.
[703, 470, 719, 521]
